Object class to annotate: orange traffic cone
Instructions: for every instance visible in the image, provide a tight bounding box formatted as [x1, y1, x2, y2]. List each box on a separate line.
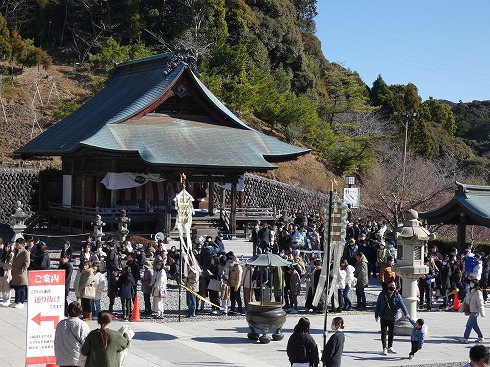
[452, 291, 460, 311]
[130, 295, 142, 322]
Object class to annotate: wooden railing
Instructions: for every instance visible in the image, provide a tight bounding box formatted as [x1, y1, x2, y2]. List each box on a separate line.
[220, 207, 275, 232]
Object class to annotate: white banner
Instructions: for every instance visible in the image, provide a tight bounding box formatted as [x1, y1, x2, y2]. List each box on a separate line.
[26, 270, 65, 365]
[100, 172, 165, 190]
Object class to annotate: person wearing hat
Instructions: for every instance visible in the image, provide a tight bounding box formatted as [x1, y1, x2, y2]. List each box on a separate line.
[141, 260, 154, 315]
[468, 253, 483, 282]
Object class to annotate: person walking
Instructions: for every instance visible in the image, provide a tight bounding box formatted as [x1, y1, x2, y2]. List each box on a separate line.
[0, 242, 14, 306]
[354, 251, 369, 310]
[229, 255, 243, 315]
[54, 301, 90, 367]
[321, 316, 345, 367]
[151, 260, 167, 318]
[287, 317, 319, 367]
[10, 238, 30, 308]
[375, 280, 410, 355]
[459, 279, 485, 344]
[81, 310, 130, 367]
[407, 317, 425, 359]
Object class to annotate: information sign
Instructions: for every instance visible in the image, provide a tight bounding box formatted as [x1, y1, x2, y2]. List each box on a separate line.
[26, 270, 65, 365]
[343, 187, 360, 208]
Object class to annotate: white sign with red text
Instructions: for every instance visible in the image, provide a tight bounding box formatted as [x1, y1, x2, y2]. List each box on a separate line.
[26, 270, 65, 365]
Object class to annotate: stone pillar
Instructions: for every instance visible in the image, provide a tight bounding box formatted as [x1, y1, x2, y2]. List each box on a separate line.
[389, 209, 435, 336]
[10, 201, 30, 242]
[92, 214, 106, 243]
[117, 209, 131, 242]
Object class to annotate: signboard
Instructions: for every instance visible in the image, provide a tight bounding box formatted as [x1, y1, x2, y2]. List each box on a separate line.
[343, 187, 360, 208]
[26, 270, 65, 365]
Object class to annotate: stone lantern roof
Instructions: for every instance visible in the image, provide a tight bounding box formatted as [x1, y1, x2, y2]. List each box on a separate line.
[393, 209, 436, 241]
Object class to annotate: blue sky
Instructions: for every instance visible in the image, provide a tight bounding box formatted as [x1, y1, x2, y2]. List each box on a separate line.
[315, 1, 490, 103]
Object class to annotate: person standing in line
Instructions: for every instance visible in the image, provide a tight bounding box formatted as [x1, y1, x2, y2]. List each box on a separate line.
[321, 316, 345, 367]
[117, 266, 136, 321]
[241, 263, 252, 309]
[141, 260, 154, 316]
[184, 258, 199, 317]
[343, 259, 355, 311]
[288, 266, 301, 314]
[78, 260, 96, 320]
[81, 310, 130, 367]
[375, 280, 410, 355]
[0, 242, 14, 306]
[208, 256, 221, 315]
[151, 260, 167, 319]
[107, 267, 119, 316]
[354, 251, 369, 310]
[92, 263, 106, 320]
[287, 317, 319, 367]
[54, 301, 90, 367]
[459, 279, 485, 344]
[229, 255, 243, 315]
[58, 253, 73, 316]
[418, 257, 435, 311]
[10, 238, 30, 308]
[462, 344, 490, 367]
[407, 317, 425, 359]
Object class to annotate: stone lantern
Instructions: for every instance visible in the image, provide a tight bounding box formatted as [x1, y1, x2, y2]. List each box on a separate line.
[390, 209, 435, 336]
[117, 209, 131, 242]
[10, 201, 30, 242]
[92, 214, 106, 243]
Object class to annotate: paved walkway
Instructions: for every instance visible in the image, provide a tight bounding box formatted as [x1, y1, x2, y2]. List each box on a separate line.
[0, 239, 487, 366]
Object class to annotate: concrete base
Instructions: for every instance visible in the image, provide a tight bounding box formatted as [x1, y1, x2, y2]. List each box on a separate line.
[395, 318, 429, 337]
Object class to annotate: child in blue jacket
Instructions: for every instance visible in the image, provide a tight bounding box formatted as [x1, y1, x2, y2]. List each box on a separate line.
[408, 317, 425, 359]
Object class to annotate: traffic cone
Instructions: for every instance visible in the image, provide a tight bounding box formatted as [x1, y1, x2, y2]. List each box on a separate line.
[452, 291, 460, 311]
[130, 295, 142, 322]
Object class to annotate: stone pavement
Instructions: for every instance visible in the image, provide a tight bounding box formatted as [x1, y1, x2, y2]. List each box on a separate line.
[0, 239, 488, 366]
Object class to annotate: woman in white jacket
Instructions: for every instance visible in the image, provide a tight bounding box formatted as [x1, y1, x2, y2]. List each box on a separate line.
[91, 263, 107, 320]
[151, 260, 168, 318]
[0, 243, 14, 306]
[54, 301, 90, 366]
[343, 260, 356, 311]
[459, 279, 486, 343]
[333, 265, 346, 313]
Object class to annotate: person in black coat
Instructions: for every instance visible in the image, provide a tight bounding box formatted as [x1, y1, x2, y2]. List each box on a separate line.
[322, 317, 345, 367]
[58, 254, 73, 316]
[439, 255, 452, 309]
[287, 317, 319, 367]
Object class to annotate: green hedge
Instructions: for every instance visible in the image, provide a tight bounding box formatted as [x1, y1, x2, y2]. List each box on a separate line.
[428, 237, 490, 255]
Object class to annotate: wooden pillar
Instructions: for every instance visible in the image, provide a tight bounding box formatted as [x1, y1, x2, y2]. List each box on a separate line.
[95, 175, 100, 207]
[220, 187, 226, 209]
[81, 174, 85, 208]
[239, 191, 245, 208]
[110, 158, 117, 209]
[145, 181, 151, 212]
[457, 220, 466, 254]
[230, 180, 237, 239]
[165, 181, 172, 235]
[208, 182, 215, 215]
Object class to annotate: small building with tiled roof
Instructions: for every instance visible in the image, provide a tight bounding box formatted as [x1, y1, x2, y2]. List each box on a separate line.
[419, 182, 490, 250]
[15, 51, 310, 235]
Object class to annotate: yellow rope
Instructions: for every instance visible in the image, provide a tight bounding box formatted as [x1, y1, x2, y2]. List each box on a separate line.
[179, 283, 243, 315]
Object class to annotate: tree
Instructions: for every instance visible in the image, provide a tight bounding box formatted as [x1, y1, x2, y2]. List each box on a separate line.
[362, 149, 455, 228]
[421, 97, 456, 136]
[0, 13, 11, 59]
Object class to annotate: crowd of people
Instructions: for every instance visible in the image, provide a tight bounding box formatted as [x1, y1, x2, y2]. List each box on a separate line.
[0, 212, 490, 366]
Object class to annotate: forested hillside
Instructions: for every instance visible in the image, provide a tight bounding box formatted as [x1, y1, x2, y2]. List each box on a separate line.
[0, 0, 489, 227]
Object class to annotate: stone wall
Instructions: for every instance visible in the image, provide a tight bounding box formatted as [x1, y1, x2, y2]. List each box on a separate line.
[0, 170, 328, 226]
[0, 168, 39, 224]
[215, 173, 328, 214]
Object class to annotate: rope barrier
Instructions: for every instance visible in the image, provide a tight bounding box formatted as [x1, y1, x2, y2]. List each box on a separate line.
[179, 283, 243, 315]
[23, 232, 92, 238]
